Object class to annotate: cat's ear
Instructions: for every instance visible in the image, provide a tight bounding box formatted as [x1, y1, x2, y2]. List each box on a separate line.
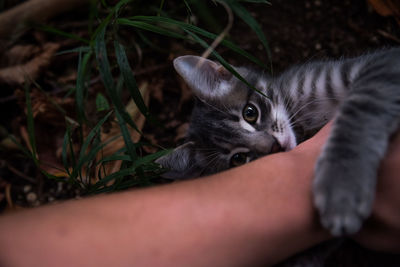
[173, 55, 233, 100]
[155, 142, 200, 179]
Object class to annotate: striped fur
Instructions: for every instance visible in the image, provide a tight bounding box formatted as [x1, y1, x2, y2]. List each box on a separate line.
[157, 48, 400, 235]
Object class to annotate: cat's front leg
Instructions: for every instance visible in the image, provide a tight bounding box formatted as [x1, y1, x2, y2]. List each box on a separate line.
[312, 108, 391, 236]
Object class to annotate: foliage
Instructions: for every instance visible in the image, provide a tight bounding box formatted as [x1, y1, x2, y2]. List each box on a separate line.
[20, 0, 271, 194]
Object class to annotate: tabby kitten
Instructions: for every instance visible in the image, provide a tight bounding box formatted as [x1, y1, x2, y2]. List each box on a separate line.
[156, 48, 400, 236]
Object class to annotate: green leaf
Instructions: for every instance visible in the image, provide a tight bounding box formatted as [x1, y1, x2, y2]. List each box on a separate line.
[94, 26, 141, 133]
[56, 46, 91, 56]
[119, 16, 268, 69]
[238, 0, 271, 3]
[36, 24, 90, 44]
[226, 0, 272, 71]
[96, 92, 110, 111]
[62, 126, 72, 176]
[70, 111, 113, 179]
[117, 19, 187, 39]
[24, 83, 38, 165]
[76, 50, 92, 122]
[115, 109, 137, 162]
[114, 41, 153, 120]
[92, 149, 170, 189]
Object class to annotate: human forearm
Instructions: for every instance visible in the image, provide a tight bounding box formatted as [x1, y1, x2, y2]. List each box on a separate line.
[0, 137, 329, 267]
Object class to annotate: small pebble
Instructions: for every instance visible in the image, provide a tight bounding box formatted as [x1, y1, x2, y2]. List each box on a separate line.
[23, 185, 32, 193]
[26, 192, 37, 203]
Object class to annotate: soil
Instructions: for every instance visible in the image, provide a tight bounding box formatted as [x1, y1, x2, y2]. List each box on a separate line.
[0, 0, 400, 265]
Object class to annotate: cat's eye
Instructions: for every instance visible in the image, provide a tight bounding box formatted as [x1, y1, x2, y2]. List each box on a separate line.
[242, 104, 258, 124]
[230, 152, 248, 167]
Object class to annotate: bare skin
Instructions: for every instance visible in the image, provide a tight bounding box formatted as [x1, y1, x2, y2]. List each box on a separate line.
[0, 123, 398, 267]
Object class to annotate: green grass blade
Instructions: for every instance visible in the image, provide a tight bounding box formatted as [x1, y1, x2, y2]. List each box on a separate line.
[157, 0, 165, 16]
[24, 83, 38, 165]
[99, 154, 131, 163]
[92, 149, 170, 190]
[94, 26, 141, 133]
[56, 46, 91, 56]
[227, 0, 272, 71]
[96, 92, 110, 112]
[119, 16, 268, 69]
[92, 167, 135, 190]
[117, 19, 187, 39]
[70, 111, 113, 179]
[114, 40, 152, 119]
[187, 0, 222, 32]
[8, 135, 36, 159]
[76, 51, 92, 122]
[238, 0, 271, 3]
[62, 126, 72, 176]
[115, 110, 137, 161]
[36, 24, 90, 44]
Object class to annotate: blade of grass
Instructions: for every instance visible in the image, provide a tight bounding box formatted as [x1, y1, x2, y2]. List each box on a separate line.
[94, 26, 141, 134]
[239, 0, 271, 3]
[114, 40, 153, 120]
[224, 0, 272, 71]
[36, 24, 90, 44]
[92, 149, 171, 189]
[187, 0, 222, 32]
[76, 50, 92, 122]
[117, 20, 187, 39]
[90, 0, 132, 44]
[24, 82, 38, 165]
[96, 92, 110, 112]
[62, 126, 72, 176]
[115, 110, 137, 162]
[157, 0, 165, 16]
[119, 17, 268, 69]
[69, 110, 113, 180]
[56, 46, 91, 56]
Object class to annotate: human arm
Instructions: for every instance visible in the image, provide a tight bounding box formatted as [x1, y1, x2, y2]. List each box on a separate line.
[0, 127, 332, 267]
[0, 122, 399, 267]
[354, 131, 400, 253]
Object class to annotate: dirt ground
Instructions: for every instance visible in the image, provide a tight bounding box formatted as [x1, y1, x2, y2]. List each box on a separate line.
[0, 0, 400, 265]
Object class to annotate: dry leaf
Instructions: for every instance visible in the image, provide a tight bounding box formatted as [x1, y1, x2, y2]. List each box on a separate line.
[369, 0, 400, 24]
[1, 44, 40, 66]
[0, 42, 59, 84]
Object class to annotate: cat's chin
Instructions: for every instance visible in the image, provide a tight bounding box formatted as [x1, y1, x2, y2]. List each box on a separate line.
[274, 132, 297, 152]
[278, 135, 297, 152]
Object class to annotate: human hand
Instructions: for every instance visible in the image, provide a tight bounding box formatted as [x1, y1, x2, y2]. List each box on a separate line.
[353, 131, 400, 253]
[293, 122, 400, 252]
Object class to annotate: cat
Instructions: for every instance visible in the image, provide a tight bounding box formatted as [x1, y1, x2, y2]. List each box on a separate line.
[156, 48, 400, 237]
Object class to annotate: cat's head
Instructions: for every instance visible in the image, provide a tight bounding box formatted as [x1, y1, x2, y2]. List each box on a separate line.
[156, 56, 296, 179]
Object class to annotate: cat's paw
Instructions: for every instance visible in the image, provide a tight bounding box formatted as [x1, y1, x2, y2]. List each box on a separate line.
[313, 155, 375, 236]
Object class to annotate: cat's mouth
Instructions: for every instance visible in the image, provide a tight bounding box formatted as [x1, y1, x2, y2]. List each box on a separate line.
[270, 140, 284, 154]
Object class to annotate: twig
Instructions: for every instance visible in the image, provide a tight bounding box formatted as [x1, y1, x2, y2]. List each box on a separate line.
[2, 160, 37, 184]
[377, 29, 400, 44]
[0, 0, 90, 41]
[200, 0, 233, 60]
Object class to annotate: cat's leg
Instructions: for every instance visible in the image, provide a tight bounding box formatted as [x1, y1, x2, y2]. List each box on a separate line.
[313, 85, 400, 236]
